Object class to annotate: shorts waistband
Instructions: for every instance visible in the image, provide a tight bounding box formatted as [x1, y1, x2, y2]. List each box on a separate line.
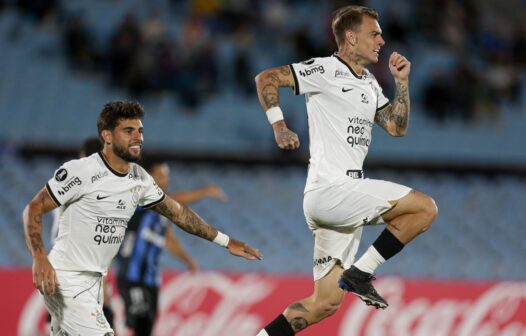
[346, 170, 363, 179]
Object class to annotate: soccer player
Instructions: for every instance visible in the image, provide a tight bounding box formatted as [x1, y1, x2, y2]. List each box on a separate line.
[22, 101, 262, 335]
[48, 137, 116, 326]
[254, 5, 437, 335]
[117, 157, 226, 336]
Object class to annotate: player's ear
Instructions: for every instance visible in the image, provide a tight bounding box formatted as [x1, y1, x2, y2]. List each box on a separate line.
[346, 30, 357, 46]
[101, 130, 112, 145]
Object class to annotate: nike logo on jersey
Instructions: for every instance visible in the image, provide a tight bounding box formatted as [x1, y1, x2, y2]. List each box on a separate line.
[96, 195, 110, 200]
[342, 87, 353, 92]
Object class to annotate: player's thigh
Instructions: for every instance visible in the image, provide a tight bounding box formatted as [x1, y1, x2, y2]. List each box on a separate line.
[381, 189, 435, 222]
[47, 271, 113, 335]
[311, 226, 363, 280]
[304, 178, 410, 228]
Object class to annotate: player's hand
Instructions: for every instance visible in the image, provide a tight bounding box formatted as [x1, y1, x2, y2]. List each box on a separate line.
[388, 52, 411, 80]
[204, 185, 228, 202]
[272, 120, 300, 150]
[227, 238, 263, 260]
[32, 254, 59, 296]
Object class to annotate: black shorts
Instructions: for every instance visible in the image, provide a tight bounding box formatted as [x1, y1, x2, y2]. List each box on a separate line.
[117, 279, 159, 334]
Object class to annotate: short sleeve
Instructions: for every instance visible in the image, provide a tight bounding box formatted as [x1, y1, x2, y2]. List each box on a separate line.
[46, 159, 90, 206]
[139, 170, 166, 209]
[290, 58, 329, 95]
[372, 78, 390, 111]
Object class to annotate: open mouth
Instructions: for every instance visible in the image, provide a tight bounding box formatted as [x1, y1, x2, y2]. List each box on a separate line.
[129, 144, 142, 154]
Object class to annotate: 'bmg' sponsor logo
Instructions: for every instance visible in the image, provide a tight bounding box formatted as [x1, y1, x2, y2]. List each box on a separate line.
[299, 65, 325, 77]
[57, 177, 82, 195]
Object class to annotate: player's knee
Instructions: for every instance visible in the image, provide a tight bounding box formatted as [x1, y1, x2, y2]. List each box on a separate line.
[420, 195, 438, 232]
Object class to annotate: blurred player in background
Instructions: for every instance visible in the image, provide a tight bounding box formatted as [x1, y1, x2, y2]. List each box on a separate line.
[22, 101, 262, 335]
[254, 5, 437, 335]
[117, 157, 227, 336]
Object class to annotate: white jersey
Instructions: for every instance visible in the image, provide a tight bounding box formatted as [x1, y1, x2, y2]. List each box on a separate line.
[290, 55, 390, 192]
[46, 152, 165, 275]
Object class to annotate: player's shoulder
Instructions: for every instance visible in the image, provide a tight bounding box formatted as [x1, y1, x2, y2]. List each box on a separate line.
[295, 55, 335, 69]
[130, 163, 152, 183]
[54, 154, 96, 180]
[292, 55, 335, 79]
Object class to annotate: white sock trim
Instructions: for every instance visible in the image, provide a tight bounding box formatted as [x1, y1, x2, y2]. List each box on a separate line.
[354, 246, 386, 274]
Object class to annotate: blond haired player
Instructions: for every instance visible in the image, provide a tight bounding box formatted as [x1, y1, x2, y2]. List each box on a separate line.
[255, 5, 437, 335]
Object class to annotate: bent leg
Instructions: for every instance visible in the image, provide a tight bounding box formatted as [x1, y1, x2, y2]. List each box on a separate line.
[283, 264, 345, 332]
[381, 189, 438, 244]
[259, 264, 345, 335]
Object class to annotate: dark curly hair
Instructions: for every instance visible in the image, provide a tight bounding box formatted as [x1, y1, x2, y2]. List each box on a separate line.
[97, 101, 145, 140]
[332, 5, 379, 49]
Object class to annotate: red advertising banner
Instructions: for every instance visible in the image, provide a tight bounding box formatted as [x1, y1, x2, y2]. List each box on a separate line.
[2, 268, 525, 336]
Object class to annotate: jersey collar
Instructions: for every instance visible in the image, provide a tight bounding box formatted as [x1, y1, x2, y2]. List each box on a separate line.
[333, 53, 366, 80]
[98, 151, 128, 177]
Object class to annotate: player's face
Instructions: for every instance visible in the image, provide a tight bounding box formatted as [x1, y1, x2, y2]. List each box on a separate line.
[111, 118, 144, 163]
[150, 163, 170, 191]
[354, 16, 385, 64]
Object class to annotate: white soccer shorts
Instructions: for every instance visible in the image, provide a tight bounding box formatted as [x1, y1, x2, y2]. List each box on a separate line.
[44, 270, 114, 335]
[303, 177, 411, 280]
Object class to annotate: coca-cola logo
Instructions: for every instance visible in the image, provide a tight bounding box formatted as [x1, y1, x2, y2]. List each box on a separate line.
[16, 274, 526, 336]
[339, 277, 526, 336]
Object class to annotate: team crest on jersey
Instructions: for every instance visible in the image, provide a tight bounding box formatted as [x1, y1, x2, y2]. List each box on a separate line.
[361, 93, 369, 104]
[54, 168, 68, 182]
[130, 186, 142, 207]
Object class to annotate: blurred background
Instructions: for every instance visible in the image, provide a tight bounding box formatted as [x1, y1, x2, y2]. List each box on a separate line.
[0, 0, 525, 334]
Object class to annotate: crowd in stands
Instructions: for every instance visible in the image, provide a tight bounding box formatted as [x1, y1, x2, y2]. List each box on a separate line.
[1, 0, 525, 122]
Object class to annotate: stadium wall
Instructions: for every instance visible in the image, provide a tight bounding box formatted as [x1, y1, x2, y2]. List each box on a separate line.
[3, 269, 526, 336]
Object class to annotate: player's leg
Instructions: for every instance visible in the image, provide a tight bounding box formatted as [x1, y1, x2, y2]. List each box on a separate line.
[340, 181, 437, 308]
[257, 264, 345, 335]
[118, 282, 156, 336]
[45, 271, 115, 335]
[350, 189, 437, 275]
[381, 189, 437, 242]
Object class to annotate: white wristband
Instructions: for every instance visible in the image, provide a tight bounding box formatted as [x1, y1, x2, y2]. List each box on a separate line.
[213, 231, 230, 248]
[266, 106, 284, 125]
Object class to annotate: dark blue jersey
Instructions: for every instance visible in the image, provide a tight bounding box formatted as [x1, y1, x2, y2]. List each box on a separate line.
[117, 207, 169, 287]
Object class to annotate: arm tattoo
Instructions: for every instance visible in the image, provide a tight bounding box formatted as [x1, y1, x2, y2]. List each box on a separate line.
[257, 66, 294, 110]
[23, 191, 47, 256]
[153, 200, 217, 241]
[375, 81, 410, 135]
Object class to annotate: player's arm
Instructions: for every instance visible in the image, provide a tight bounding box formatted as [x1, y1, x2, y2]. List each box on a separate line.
[151, 196, 262, 260]
[375, 52, 411, 137]
[165, 228, 198, 271]
[255, 65, 300, 150]
[169, 185, 227, 205]
[22, 186, 59, 295]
